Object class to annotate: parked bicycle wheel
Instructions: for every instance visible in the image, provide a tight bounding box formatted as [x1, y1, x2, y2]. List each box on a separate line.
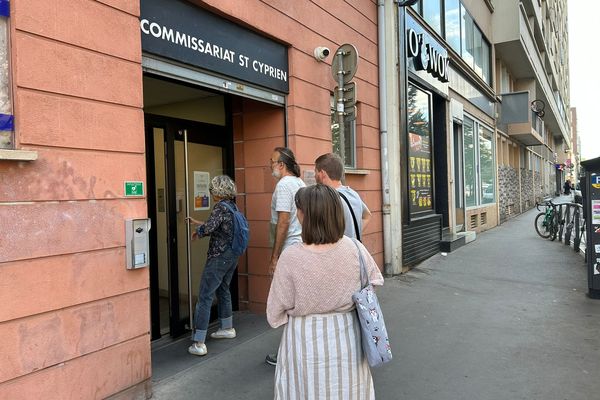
[573, 208, 581, 252]
[557, 204, 565, 242]
[550, 210, 560, 241]
[564, 205, 572, 245]
[534, 212, 552, 238]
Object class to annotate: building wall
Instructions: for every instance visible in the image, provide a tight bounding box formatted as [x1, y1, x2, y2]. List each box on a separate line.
[465, 203, 497, 233]
[198, 0, 383, 312]
[0, 1, 150, 399]
[0, 2, 383, 396]
[498, 164, 519, 222]
[521, 168, 534, 210]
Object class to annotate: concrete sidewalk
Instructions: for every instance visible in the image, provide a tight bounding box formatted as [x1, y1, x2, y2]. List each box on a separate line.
[151, 208, 600, 400]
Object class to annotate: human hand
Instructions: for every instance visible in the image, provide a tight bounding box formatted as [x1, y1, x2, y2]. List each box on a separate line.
[191, 231, 198, 241]
[268, 259, 278, 276]
[186, 217, 203, 225]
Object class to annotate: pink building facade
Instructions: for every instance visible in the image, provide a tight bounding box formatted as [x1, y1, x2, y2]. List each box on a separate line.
[0, 1, 382, 398]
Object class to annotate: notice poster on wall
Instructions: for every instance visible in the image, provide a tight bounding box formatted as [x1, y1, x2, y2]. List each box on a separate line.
[194, 171, 210, 211]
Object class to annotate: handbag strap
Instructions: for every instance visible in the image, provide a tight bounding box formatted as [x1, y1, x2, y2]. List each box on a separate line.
[339, 191, 361, 242]
[352, 238, 369, 289]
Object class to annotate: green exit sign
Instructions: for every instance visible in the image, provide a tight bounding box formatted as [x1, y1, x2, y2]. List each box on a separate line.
[124, 181, 144, 197]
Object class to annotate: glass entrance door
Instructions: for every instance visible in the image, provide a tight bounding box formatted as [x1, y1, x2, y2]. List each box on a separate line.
[453, 122, 466, 232]
[146, 116, 233, 339]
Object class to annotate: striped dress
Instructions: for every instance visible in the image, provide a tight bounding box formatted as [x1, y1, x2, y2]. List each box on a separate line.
[267, 237, 384, 400]
[275, 312, 374, 400]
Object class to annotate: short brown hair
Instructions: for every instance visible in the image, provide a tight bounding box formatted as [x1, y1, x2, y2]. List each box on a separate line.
[295, 184, 345, 244]
[315, 153, 344, 181]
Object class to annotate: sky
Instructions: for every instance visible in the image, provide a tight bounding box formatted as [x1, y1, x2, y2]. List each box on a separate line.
[568, 1, 600, 160]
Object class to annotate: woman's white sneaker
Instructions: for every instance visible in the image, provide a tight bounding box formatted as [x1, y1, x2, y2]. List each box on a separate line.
[188, 342, 207, 356]
[210, 328, 236, 339]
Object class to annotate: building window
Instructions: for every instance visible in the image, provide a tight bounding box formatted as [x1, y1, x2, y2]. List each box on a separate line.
[499, 64, 511, 93]
[464, 117, 476, 207]
[439, 2, 491, 85]
[408, 84, 434, 214]
[463, 116, 496, 207]
[0, 1, 12, 149]
[422, 0, 442, 35]
[331, 96, 356, 168]
[461, 7, 474, 68]
[445, 0, 461, 52]
[479, 125, 495, 204]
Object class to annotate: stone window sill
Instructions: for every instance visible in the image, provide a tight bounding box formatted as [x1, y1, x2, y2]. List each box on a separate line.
[344, 168, 369, 175]
[0, 149, 38, 161]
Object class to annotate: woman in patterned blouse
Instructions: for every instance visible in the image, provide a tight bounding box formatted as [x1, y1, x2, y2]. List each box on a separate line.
[187, 175, 240, 356]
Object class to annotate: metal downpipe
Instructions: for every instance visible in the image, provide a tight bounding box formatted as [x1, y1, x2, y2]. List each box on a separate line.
[377, 0, 393, 275]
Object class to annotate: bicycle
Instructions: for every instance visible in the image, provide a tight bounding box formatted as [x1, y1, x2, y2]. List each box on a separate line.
[534, 200, 557, 239]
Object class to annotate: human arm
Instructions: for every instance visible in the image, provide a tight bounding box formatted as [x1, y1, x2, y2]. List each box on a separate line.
[361, 202, 372, 232]
[193, 204, 225, 239]
[266, 255, 295, 328]
[269, 211, 290, 275]
[186, 217, 205, 240]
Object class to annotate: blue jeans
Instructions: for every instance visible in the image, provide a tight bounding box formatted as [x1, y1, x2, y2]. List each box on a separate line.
[192, 249, 238, 343]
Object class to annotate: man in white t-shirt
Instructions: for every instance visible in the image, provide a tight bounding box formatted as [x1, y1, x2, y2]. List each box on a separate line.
[315, 153, 371, 240]
[268, 147, 306, 274]
[266, 147, 305, 366]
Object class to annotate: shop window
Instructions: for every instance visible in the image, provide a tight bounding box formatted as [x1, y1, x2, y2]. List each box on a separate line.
[464, 117, 476, 207]
[407, 84, 433, 214]
[479, 125, 495, 204]
[330, 96, 356, 168]
[0, 1, 12, 149]
[463, 115, 496, 207]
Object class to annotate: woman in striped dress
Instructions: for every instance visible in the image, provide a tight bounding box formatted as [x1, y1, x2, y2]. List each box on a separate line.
[267, 184, 384, 399]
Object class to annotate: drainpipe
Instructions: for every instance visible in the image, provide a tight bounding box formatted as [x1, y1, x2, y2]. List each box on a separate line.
[377, 0, 393, 275]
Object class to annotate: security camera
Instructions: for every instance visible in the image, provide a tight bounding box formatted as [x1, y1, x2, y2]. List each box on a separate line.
[314, 46, 330, 62]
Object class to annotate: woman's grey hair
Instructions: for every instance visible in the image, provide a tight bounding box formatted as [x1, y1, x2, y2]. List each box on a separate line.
[209, 175, 237, 199]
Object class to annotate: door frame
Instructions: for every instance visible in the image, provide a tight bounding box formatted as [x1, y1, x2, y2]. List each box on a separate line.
[145, 112, 236, 340]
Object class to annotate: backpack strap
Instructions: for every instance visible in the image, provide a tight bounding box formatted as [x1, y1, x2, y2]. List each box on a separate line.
[338, 191, 361, 242]
[351, 238, 369, 289]
[220, 200, 238, 213]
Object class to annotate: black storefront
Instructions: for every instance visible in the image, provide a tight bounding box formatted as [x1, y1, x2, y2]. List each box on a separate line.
[400, 12, 450, 267]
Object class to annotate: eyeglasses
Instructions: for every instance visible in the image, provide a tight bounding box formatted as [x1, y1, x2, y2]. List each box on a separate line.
[269, 159, 282, 166]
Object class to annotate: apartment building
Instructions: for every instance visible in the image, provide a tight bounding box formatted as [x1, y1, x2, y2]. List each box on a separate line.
[569, 107, 580, 185]
[394, 0, 571, 259]
[494, 0, 571, 214]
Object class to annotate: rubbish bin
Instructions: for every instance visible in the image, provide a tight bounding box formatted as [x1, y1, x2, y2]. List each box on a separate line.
[581, 157, 600, 299]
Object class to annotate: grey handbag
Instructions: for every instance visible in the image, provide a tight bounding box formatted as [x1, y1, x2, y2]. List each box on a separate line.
[351, 239, 392, 368]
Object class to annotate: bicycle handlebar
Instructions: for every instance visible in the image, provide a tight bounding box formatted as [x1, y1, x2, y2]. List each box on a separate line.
[535, 200, 582, 211]
[536, 199, 555, 211]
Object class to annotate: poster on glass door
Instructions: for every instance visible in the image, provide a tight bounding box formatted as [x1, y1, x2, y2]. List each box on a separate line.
[194, 171, 211, 211]
[408, 84, 433, 213]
